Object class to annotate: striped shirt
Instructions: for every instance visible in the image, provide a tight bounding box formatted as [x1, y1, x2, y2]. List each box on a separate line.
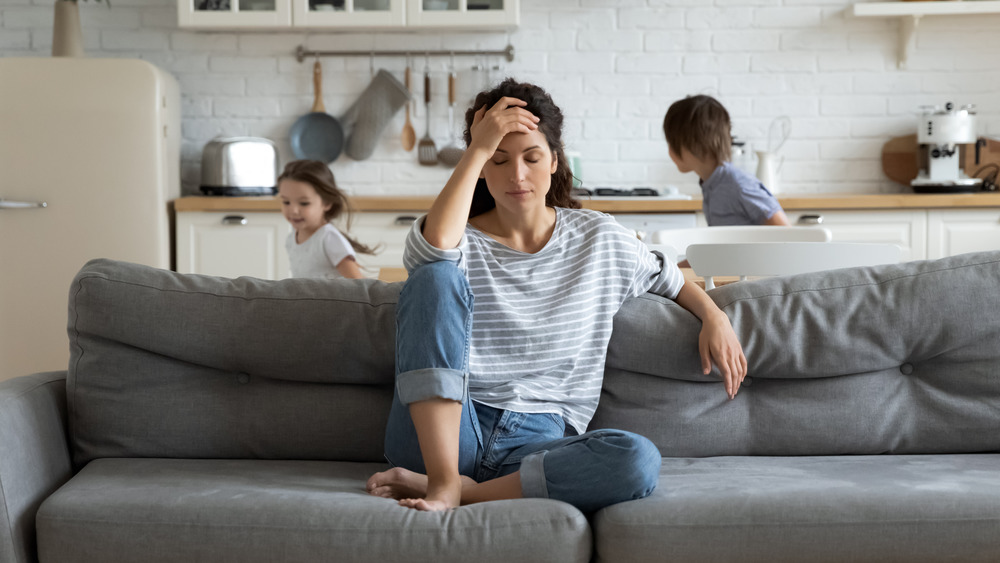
[404, 207, 684, 434]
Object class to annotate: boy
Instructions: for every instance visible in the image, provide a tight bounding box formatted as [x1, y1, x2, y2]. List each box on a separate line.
[663, 95, 789, 226]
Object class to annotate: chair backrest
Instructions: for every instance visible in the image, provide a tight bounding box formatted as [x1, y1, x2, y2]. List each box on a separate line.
[686, 242, 903, 289]
[648, 226, 832, 261]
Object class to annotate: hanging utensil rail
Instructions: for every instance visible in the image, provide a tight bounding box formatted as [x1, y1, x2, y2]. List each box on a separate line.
[295, 44, 515, 63]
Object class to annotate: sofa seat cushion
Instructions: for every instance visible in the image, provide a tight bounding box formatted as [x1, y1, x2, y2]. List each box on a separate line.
[36, 458, 591, 563]
[594, 454, 1000, 563]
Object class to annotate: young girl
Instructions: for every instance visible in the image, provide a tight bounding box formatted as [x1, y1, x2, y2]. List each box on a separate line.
[276, 160, 376, 279]
[366, 80, 747, 513]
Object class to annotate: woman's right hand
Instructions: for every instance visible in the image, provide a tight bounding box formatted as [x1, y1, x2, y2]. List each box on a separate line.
[467, 97, 540, 159]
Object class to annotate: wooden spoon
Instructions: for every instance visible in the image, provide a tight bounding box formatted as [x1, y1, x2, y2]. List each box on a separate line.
[401, 64, 416, 152]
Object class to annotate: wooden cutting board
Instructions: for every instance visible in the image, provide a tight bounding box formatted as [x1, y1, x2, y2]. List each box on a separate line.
[882, 134, 1000, 186]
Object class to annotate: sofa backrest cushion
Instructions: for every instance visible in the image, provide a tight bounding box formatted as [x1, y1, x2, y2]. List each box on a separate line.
[68, 252, 1000, 466]
[593, 251, 1000, 457]
[67, 259, 399, 467]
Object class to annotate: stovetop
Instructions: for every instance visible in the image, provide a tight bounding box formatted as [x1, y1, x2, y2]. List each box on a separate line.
[571, 186, 692, 200]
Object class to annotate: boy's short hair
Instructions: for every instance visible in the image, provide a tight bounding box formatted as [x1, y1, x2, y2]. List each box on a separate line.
[663, 95, 732, 164]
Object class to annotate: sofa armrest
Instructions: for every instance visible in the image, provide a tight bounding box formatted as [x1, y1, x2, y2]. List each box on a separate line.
[0, 372, 72, 563]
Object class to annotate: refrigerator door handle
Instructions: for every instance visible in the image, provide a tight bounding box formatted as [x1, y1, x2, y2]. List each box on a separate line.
[0, 198, 47, 209]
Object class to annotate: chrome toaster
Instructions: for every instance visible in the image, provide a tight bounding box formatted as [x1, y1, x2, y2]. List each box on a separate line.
[199, 136, 279, 196]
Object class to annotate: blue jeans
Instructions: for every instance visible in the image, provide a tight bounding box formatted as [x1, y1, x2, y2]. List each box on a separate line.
[384, 261, 662, 513]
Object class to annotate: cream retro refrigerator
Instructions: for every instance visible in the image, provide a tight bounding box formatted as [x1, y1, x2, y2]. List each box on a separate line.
[0, 58, 180, 380]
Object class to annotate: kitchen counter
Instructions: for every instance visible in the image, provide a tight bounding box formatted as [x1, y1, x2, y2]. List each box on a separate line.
[174, 193, 1000, 213]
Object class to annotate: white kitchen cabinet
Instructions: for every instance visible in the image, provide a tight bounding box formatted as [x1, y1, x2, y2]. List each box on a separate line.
[334, 211, 419, 274]
[173, 201, 1000, 281]
[787, 210, 927, 261]
[406, 0, 518, 29]
[178, 0, 292, 29]
[927, 209, 1000, 259]
[292, 0, 405, 28]
[176, 211, 291, 280]
[178, 0, 515, 29]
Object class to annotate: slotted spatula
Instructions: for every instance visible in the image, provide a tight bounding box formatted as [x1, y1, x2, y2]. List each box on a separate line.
[418, 65, 438, 166]
[437, 68, 464, 167]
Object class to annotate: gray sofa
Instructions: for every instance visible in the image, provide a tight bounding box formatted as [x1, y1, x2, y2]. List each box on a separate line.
[2, 251, 999, 563]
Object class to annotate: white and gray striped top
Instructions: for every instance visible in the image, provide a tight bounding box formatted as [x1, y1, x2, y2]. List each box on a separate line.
[404, 207, 685, 434]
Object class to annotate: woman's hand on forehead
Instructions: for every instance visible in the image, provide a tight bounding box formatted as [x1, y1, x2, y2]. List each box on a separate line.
[468, 96, 540, 157]
[497, 97, 529, 111]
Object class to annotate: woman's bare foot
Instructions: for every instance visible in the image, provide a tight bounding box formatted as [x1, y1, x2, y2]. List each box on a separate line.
[367, 467, 427, 500]
[399, 476, 463, 512]
[367, 468, 475, 511]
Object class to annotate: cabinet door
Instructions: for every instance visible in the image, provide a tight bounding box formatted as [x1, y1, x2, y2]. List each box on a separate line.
[406, 0, 518, 28]
[178, 0, 292, 29]
[335, 211, 418, 274]
[927, 209, 1000, 259]
[292, 0, 405, 28]
[788, 210, 927, 261]
[176, 212, 291, 279]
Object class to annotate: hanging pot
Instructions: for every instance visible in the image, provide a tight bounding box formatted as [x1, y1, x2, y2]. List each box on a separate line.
[289, 60, 345, 164]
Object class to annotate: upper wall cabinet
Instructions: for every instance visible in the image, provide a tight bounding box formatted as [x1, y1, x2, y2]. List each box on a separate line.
[178, 0, 518, 30]
[406, 0, 518, 29]
[293, 0, 406, 28]
[178, 0, 293, 29]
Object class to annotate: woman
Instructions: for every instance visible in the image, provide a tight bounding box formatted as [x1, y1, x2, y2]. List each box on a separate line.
[366, 79, 747, 513]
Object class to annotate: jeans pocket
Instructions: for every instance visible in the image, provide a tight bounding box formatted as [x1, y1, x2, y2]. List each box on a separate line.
[488, 411, 567, 470]
[545, 413, 567, 436]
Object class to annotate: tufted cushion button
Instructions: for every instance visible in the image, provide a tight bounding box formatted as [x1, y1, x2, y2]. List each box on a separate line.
[237, 373, 251, 385]
[900, 363, 914, 376]
[741, 376, 752, 387]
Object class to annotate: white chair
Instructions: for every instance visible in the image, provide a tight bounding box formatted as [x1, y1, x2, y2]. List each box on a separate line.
[647, 226, 832, 262]
[686, 242, 903, 289]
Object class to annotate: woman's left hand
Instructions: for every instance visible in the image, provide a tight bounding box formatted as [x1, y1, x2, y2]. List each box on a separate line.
[698, 312, 747, 400]
[672, 279, 748, 400]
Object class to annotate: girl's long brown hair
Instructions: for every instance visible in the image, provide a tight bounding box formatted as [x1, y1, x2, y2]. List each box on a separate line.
[277, 160, 378, 255]
[462, 78, 580, 218]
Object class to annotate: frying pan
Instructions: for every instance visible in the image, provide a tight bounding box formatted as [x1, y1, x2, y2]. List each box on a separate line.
[290, 61, 344, 163]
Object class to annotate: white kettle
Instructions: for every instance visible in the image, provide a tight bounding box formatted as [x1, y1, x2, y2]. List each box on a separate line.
[755, 150, 783, 195]
[757, 116, 791, 195]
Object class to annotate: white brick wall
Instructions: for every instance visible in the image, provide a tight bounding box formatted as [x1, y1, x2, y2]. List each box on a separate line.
[2, 1, 999, 197]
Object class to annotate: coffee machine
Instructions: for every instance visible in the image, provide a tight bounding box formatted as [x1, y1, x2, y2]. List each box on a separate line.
[911, 102, 983, 193]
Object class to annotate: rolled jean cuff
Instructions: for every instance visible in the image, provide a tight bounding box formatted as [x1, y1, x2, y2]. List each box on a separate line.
[396, 368, 467, 404]
[519, 450, 549, 499]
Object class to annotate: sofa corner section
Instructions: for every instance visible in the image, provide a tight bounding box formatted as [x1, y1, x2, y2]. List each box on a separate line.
[0, 372, 73, 563]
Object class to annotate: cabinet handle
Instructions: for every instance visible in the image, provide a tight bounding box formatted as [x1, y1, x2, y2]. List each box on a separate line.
[222, 215, 248, 226]
[797, 214, 823, 225]
[394, 215, 418, 226]
[0, 198, 47, 209]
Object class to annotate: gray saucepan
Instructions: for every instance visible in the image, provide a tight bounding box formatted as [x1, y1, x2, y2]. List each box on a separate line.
[290, 60, 344, 164]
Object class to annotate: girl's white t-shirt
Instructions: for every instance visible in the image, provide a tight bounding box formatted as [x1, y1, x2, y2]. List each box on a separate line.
[286, 223, 356, 279]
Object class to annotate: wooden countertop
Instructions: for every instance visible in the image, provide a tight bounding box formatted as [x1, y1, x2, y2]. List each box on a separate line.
[174, 192, 1000, 213]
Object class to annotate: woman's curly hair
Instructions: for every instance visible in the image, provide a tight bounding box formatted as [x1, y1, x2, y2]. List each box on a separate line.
[462, 78, 580, 218]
